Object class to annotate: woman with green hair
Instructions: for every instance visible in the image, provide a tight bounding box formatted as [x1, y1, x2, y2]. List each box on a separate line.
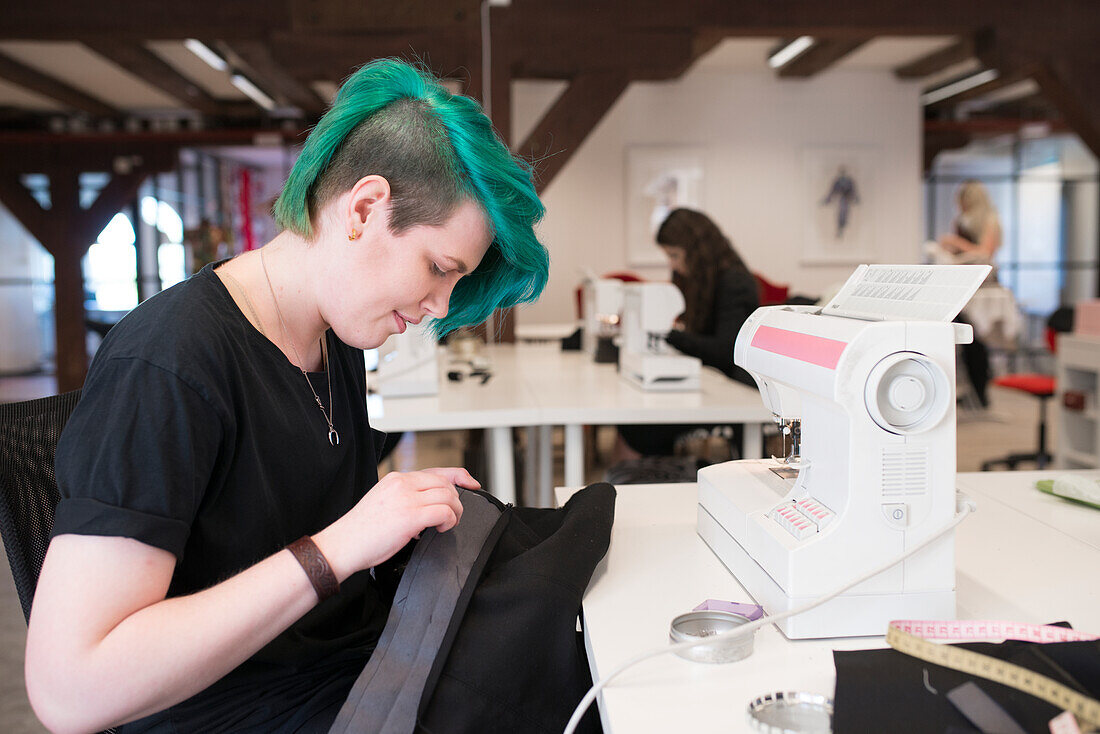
[27, 59, 548, 733]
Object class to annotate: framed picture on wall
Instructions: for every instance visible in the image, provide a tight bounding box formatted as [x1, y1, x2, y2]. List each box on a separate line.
[803, 146, 878, 263]
[625, 146, 705, 266]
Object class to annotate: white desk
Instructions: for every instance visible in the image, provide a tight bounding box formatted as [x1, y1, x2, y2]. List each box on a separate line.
[370, 344, 772, 505]
[528, 347, 770, 494]
[367, 353, 541, 505]
[557, 471, 1100, 733]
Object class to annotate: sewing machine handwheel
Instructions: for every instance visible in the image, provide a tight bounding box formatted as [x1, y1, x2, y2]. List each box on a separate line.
[864, 352, 951, 434]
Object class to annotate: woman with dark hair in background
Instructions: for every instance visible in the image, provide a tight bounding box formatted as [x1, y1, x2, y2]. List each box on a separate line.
[616, 208, 760, 460]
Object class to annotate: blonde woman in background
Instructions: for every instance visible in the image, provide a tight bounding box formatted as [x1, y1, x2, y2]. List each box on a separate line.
[933, 179, 1005, 407]
[938, 179, 1003, 267]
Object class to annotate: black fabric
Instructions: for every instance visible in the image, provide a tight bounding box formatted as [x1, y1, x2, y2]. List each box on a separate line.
[665, 266, 759, 386]
[51, 264, 390, 733]
[833, 637, 1100, 733]
[415, 483, 616, 734]
[330, 490, 509, 734]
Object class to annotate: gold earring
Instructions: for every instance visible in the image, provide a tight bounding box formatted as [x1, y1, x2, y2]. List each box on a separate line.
[348, 230, 359, 241]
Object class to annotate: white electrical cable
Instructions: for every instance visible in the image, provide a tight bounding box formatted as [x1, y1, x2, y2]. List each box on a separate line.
[562, 495, 978, 734]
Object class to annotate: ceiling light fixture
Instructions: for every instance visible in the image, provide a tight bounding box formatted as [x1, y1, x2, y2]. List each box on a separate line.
[231, 73, 276, 111]
[767, 36, 815, 69]
[184, 39, 228, 72]
[921, 69, 1000, 106]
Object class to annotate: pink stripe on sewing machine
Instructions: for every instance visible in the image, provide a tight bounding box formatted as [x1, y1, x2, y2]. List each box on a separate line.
[750, 325, 848, 370]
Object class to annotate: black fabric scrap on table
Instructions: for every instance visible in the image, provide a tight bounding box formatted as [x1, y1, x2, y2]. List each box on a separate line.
[832, 634, 1100, 734]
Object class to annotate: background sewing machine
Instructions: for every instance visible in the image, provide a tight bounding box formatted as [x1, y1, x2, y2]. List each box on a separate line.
[370, 321, 440, 397]
[619, 282, 701, 391]
[698, 264, 991, 638]
[581, 276, 625, 362]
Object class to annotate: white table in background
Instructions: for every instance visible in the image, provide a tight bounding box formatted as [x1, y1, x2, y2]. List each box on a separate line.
[527, 346, 770, 495]
[556, 470, 1100, 733]
[369, 343, 772, 506]
[367, 352, 541, 505]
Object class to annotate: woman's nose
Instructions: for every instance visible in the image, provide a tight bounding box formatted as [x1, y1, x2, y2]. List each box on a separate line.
[422, 283, 451, 319]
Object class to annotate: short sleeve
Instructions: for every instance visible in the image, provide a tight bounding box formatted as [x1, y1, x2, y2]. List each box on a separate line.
[53, 356, 224, 558]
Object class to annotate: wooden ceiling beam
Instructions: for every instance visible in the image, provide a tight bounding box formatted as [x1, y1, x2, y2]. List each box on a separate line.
[220, 41, 328, 116]
[0, 172, 50, 246]
[4, 2, 283, 40]
[777, 38, 870, 78]
[924, 69, 1033, 110]
[510, 28, 696, 80]
[507, 0, 1036, 36]
[895, 38, 973, 79]
[288, 0, 482, 33]
[0, 50, 118, 117]
[74, 167, 167, 245]
[84, 42, 226, 116]
[516, 71, 630, 194]
[0, 136, 189, 173]
[1031, 55, 1100, 158]
[2, 1, 475, 39]
[266, 32, 478, 86]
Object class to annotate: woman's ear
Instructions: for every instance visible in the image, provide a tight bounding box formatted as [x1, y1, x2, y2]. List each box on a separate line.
[345, 175, 391, 240]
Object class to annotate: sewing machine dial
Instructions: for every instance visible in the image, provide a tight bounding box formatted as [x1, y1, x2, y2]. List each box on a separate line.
[864, 352, 951, 434]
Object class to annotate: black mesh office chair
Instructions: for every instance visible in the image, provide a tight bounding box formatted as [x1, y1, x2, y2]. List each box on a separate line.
[0, 390, 121, 734]
[0, 389, 81, 624]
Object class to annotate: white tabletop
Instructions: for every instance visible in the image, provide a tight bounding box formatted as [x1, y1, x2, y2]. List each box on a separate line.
[369, 343, 770, 430]
[526, 347, 770, 426]
[956, 470, 1100, 552]
[558, 471, 1100, 733]
[367, 348, 542, 432]
[368, 344, 773, 503]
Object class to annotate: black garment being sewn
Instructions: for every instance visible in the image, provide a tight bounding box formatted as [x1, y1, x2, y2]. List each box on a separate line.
[331, 484, 615, 734]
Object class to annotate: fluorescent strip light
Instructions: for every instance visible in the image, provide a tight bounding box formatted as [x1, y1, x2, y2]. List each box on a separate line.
[231, 73, 276, 111]
[768, 36, 814, 69]
[184, 39, 228, 72]
[921, 69, 999, 106]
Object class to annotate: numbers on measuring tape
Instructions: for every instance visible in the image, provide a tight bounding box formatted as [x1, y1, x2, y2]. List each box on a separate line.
[885, 622, 1100, 729]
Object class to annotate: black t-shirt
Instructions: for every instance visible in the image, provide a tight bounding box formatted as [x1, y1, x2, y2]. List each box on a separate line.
[52, 263, 389, 732]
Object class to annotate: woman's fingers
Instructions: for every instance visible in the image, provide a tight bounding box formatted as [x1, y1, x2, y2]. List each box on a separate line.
[420, 466, 481, 490]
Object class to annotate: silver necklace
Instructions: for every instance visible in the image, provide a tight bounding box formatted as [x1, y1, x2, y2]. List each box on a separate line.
[259, 248, 340, 446]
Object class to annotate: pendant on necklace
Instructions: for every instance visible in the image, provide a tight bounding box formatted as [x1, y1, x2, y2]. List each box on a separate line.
[328, 428, 340, 447]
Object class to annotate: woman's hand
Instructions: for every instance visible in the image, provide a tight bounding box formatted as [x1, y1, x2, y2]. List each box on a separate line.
[314, 468, 479, 581]
[938, 233, 965, 254]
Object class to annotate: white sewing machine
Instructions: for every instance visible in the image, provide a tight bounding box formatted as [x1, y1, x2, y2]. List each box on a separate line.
[582, 277, 625, 360]
[371, 322, 440, 397]
[619, 282, 701, 391]
[697, 264, 990, 638]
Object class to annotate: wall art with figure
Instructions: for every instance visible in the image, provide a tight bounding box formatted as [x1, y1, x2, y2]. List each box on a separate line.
[803, 147, 878, 263]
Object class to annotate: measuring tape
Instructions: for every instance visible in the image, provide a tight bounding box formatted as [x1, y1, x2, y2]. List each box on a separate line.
[886, 620, 1100, 729]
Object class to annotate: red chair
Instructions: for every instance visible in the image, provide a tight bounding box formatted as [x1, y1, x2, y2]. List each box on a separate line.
[574, 271, 645, 319]
[753, 273, 789, 306]
[980, 326, 1059, 471]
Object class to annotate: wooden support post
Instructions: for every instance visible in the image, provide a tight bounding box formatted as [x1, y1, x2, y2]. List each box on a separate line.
[489, 8, 516, 344]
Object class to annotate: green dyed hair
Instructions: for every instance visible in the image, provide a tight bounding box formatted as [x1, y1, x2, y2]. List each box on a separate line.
[274, 58, 548, 335]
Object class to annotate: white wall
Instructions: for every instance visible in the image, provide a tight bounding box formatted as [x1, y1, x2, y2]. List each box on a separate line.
[513, 68, 924, 326]
[0, 201, 49, 372]
[1062, 137, 1099, 303]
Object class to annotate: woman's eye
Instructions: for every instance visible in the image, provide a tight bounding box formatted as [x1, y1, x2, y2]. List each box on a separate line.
[431, 263, 447, 277]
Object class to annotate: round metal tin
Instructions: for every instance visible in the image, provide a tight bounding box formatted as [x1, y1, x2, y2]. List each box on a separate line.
[668, 610, 754, 663]
[746, 691, 833, 733]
